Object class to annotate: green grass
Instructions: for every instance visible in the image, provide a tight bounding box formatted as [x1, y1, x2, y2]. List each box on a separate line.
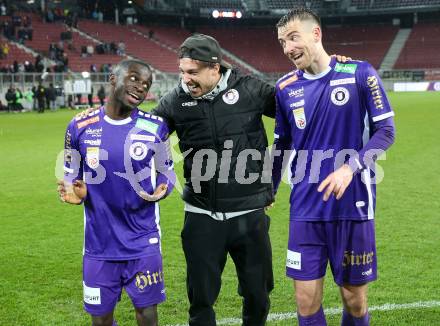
[0, 92, 439, 325]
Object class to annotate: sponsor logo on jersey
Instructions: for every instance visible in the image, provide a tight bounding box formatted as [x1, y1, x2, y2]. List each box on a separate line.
[342, 251, 374, 267]
[288, 86, 304, 98]
[366, 75, 384, 110]
[84, 139, 101, 146]
[330, 77, 356, 86]
[331, 87, 350, 106]
[279, 74, 298, 90]
[77, 116, 100, 129]
[222, 89, 239, 105]
[135, 270, 164, 291]
[289, 99, 305, 108]
[65, 130, 72, 164]
[83, 283, 101, 305]
[130, 134, 156, 142]
[182, 100, 198, 107]
[85, 127, 102, 137]
[334, 63, 358, 74]
[356, 201, 365, 208]
[286, 250, 301, 270]
[86, 147, 100, 169]
[136, 119, 159, 135]
[129, 142, 148, 161]
[362, 268, 373, 276]
[75, 109, 100, 121]
[292, 107, 306, 129]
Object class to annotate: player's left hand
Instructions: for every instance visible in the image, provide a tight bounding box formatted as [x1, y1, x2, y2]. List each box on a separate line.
[331, 54, 352, 62]
[317, 164, 354, 201]
[57, 179, 87, 204]
[139, 183, 168, 202]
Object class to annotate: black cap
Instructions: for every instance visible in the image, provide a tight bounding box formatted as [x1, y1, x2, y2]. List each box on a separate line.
[179, 33, 232, 69]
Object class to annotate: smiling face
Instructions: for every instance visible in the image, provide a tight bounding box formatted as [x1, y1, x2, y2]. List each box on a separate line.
[277, 18, 321, 72]
[111, 62, 152, 108]
[179, 58, 221, 98]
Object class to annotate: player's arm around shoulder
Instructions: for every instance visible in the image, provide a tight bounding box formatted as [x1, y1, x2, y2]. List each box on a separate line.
[139, 117, 176, 202]
[242, 74, 276, 118]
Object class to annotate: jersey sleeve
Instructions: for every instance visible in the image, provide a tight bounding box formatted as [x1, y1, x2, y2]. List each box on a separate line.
[153, 122, 175, 198]
[63, 120, 83, 184]
[272, 92, 292, 195]
[359, 62, 394, 123]
[349, 62, 396, 171]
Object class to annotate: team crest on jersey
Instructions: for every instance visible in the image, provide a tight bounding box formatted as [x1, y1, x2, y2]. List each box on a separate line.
[331, 87, 350, 106]
[129, 142, 148, 161]
[222, 89, 239, 105]
[292, 107, 306, 129]
[86, 147, 100, 169]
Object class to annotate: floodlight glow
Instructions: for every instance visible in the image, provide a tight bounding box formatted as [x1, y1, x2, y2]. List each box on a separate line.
[212, 10, 220, 18]
[236, 11, 242, 18]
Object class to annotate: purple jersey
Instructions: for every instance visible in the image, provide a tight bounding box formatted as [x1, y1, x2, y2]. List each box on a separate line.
[274, 58, 394, 221]
[64, 107, 175, 260]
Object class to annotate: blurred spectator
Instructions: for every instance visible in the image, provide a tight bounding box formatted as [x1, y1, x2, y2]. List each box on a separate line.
[31, 85, 37, 110]
[11, 14, 22, 27]
[24, 61, 35, 72]
[110, 42, 117, 54]
[67, 94, 75, 110]
[148, 30, 154, 39]
[1, 43, 9, 59]
[36, 83, 46, 113]
[23, 15, 32, 28]
[88, 86, 94, 107]
[86, 44, 94, 56]
[5, 85, 16, 112]
[117, 41, 125, 56]
[90, 64, 97, 73]
[97, 85, 106, 106]
[0, 3, 6, 16]
[22, 88, 34, 111]
[35, 55, 44, 73]
[46, 83, 57, 111]
[46, 9, 54, 23]
[15, 88, 24, 112]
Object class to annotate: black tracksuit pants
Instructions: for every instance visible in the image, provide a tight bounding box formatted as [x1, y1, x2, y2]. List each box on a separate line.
[181, 209, 274, 326]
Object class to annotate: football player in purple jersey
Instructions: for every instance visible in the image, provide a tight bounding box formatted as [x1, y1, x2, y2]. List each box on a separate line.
[57, 59, 175, 326]
[273, 8, 395, 326]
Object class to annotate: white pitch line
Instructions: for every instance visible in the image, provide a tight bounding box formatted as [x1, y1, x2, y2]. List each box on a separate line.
[166, 300, 440, 326]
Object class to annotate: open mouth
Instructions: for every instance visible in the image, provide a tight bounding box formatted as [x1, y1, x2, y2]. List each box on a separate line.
[187, 84, 199, 93]
[127, 91, 142, 104]
[293, 53, 303, 61]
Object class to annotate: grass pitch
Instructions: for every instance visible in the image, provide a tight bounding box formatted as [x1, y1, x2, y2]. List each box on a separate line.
[0, 92, 439, 325]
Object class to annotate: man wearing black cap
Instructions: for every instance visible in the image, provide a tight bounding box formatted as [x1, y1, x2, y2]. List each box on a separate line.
[152, 33, 275, 326]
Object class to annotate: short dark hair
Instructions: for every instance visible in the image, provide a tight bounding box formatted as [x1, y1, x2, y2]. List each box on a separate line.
[112, 59, 152, 80]
[276, 7, 321, 29]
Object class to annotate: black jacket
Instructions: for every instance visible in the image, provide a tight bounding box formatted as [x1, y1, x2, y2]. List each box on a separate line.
[152, 70, 275, 212]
